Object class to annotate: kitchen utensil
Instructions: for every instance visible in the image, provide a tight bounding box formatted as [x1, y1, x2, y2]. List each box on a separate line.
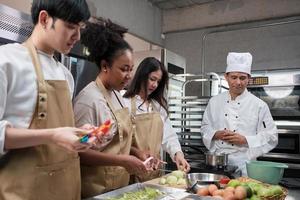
[246, 160, 288, 184]
[143, 157, 168, 170]
[205, 152, 228, 167]
[186, 173, 229, 193]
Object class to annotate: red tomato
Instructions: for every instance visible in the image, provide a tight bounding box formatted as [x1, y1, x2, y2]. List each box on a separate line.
[219, 178, 231, 184]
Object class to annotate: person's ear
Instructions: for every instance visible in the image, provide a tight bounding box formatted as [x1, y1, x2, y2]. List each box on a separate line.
[224, 73, 229, 81]
[38, 10, 50, 29]
[101, 60, 109, 72]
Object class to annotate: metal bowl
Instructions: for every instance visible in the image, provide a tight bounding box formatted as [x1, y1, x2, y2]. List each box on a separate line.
[186, 173, 229, 193]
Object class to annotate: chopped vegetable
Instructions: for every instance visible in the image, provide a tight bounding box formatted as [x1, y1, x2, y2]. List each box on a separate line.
[107, 187, 164, 200]
[79, 119, 112, 143]
[171, 170, 185, 179]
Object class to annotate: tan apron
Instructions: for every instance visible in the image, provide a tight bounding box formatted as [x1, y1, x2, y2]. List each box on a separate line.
[0, 40, 80, 200]
[130, 97, 164, 182]
[80, 77, 133, 198]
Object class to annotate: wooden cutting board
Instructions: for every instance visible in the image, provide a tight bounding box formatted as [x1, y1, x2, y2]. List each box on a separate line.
[145, 175, 188, 190]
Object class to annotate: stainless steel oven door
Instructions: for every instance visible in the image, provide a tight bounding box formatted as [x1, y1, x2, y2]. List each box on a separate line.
[273, 129, 300, 155]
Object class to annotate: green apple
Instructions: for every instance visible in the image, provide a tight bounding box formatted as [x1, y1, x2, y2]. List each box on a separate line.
[227, 179, 241, 188]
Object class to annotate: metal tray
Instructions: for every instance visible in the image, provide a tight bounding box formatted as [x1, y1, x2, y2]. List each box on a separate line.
[85, 183, 190, 200]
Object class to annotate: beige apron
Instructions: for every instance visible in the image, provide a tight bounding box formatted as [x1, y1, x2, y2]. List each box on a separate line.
[0, 40, 80, 200]
[130, 97, 164, 182]
[80, 77, 133, 198]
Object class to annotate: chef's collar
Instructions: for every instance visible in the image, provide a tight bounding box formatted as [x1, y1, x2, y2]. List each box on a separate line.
[227, 89, 248, 102]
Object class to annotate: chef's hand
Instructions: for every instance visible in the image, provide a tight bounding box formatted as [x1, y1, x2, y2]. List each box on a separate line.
[222, 131, 247, 145]
[174, 152, 190, 173]
[213, 130, 229, 140]
[51, 126, 94, 152]
[120, 155, 148, 175]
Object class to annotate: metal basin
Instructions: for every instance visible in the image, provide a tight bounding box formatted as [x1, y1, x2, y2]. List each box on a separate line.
[186, 173, 229, 193]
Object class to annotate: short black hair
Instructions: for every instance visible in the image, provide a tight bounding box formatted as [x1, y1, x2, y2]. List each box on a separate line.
[81, 17, 132, 68]
[31, 0, 90, 25]
[124, 57, 169, 114]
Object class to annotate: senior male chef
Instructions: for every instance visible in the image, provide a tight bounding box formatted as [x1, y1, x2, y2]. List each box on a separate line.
[200, 52, 278, 175]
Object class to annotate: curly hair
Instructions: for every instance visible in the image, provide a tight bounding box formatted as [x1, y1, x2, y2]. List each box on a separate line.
[80, 17, 132, 68]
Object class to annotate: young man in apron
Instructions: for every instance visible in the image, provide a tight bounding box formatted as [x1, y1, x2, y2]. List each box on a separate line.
[0, 1, 93, 199]
[73, 18, 148, 198]
[123, 57, 190, 182]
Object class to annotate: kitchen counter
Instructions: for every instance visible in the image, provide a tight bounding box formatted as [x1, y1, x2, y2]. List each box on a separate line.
[286, 188, 300, 200]
[86, 176, 300, 200]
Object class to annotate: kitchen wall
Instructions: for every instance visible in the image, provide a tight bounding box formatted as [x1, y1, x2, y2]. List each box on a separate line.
[0, 0, 163, 46]
[163, 1, 300, 95]
[88, 0, 163, 46]
[165, 19, 300, 74]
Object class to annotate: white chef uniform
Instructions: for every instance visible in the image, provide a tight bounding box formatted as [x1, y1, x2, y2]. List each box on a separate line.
[200, 52, 278, 175]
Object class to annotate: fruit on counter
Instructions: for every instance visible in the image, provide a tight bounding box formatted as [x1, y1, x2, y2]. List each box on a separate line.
[234, 186, 247, 200]
[227, 179, 241, 188]
[208, 184, 218, 195]
[269, 185, 284, 196]
[246, 182, 261, 194]
[212, 189, 224, 196]
[249, 195, 260, 200]
[241, 185, 253, 198]
[197, 187, 209, 196]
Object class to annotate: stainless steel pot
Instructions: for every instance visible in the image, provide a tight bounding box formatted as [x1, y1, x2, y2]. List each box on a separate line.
[205, 152, 228, 167]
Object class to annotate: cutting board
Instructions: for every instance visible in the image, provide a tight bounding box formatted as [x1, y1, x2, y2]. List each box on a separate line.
[145, 175, 188, 190]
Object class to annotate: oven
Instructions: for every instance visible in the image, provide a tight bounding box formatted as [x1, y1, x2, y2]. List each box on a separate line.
[246, 70, 300, 178]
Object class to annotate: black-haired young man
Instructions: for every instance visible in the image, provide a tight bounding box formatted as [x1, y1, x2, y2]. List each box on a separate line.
[0, 0, 93, 199]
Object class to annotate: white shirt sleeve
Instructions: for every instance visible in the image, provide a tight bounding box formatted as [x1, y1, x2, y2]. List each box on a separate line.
[160, 106, 183, 161]
[0, 65, 10, 155]
[245, 103, 278, 159]
[200, 99, 217, 150]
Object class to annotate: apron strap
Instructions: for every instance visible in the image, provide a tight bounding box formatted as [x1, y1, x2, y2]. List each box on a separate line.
[130, 97, 137, 115]
[95, 77, 126, 142]
[23, 39, 48, 123]
[95, 77, 117, 113]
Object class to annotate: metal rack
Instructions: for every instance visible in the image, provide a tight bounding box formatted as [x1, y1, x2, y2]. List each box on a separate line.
[166, 73, 223, 166]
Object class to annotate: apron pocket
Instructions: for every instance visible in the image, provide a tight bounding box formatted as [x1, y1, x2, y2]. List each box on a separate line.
[104, 166, 129, 191]
[34, 157, 80, 200]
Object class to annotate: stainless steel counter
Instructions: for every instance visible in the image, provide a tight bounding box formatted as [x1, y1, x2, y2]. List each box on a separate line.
[286, 189, 300, 200]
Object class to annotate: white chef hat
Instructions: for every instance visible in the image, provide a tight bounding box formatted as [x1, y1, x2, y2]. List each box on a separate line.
[226, 52, 252, 75]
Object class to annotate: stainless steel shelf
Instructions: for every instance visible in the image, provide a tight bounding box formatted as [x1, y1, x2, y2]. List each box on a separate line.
[170, 118, 201, 121]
